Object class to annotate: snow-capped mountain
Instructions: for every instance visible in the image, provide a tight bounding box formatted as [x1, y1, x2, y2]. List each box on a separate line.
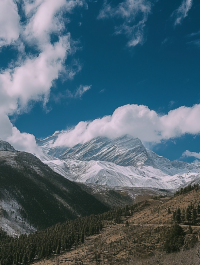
[37, 133, 200, 190]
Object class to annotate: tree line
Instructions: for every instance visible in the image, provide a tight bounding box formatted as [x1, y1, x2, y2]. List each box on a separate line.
[174, 184, 200, 197]
[0, 202, 143, 265]
[172, 203, 200, 225]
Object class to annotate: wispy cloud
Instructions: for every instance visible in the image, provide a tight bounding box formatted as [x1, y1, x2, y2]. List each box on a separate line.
[172, 0, 193, 27]
[75, 85, 92, 98]
[187, 30, 200, 38]
[98, 0, 152, 47]
[53, 103, 200, 147]
[188, 39, 200, 48]
[186, 29, 200, 48]
[168, 100, 175, 108]
[53, 84, 91, 102]
[99, 89, 105, 93]
[182, 150, 200, 160]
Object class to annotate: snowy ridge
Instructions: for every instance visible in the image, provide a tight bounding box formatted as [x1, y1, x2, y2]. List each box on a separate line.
[43, 159, 200, 190]
[38, 135, 150, 166]
[38, 133, 200, 190]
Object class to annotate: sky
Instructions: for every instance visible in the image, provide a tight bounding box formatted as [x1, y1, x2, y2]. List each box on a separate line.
[0, 0, 200, 162]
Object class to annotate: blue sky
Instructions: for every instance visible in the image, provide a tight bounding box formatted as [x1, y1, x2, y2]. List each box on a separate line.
[0, 0, 200, 161]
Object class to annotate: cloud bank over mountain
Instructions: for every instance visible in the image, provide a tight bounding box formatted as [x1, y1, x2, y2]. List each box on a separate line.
[54, 104, 200, 147]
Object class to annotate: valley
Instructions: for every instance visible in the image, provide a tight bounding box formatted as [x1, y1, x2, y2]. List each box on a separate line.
[2, 186, 200, 265]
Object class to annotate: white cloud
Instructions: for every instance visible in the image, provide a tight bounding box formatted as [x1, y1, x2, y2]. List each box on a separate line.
[0, 113, 13, 140]
[53, 104, 200, 147]
[23, 0, 85, 47]
[7, 127, 42, 155]
[0, 36, 70, 112]
[0, 0, 86, 154]
[0, 113, 41, 156]
[182, 150, 200, 160]
[98, 0, 151, 47]
[172, 0, 193, 26]
[75, 85, 91, 98]
[0, 0, 20, 47]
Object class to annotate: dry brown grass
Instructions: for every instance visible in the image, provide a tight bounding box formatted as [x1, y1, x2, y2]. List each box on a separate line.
[32, 189, 200, 265]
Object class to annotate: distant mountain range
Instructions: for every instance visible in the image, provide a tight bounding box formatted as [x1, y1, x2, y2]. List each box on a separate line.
[0, 141, 108, 236]
[37, 134, 200, 190]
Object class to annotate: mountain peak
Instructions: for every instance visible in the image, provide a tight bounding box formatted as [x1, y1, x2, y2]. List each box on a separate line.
[0, 140, 16, 152]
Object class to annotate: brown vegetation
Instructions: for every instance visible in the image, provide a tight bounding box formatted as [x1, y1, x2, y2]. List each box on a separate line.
[31, 188, 200, 265]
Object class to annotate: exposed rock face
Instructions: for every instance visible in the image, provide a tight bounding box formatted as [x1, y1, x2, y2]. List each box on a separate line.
[0, 140, 15, 151]
[0, 148, 109, 236]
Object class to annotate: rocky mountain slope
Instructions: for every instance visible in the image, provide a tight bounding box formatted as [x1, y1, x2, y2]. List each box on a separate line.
[37, 134, 200, 190]
[0, 142, 109, 235]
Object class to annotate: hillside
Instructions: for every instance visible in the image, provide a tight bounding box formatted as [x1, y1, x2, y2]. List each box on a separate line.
[0, 146, 109, 236]
[32, 187, 200, 264]
[1, 185, 200, 265]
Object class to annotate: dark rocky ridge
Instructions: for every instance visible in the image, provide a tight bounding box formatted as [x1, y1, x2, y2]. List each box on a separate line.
[0, 149, 109, 234]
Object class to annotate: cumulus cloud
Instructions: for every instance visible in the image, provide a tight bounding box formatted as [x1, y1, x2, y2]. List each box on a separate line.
[0, 36, 70, 112]
[0, 0, 20, 47]
[182, 150, 200, 160]
[53, 104, 200, 147]
[172, 0, 193, 26]
[0, 0, 86, 154]
[98, 0, 151, 47]
[7, 127, 43, 155]
[0, 113, 42, 155]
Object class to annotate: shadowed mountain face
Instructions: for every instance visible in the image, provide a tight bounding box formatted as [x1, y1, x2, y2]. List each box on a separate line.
[0, 149, 109, 235]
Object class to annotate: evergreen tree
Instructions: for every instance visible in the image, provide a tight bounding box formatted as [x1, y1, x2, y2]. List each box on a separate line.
[175, 208, 181, 223]
[164, 224, 185, 253]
